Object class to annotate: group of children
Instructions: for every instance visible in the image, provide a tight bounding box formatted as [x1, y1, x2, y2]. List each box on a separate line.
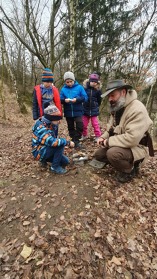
[32, 68, 102, 174]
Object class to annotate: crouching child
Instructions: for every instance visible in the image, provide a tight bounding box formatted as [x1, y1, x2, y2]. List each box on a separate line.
[32, 102, 75, 174]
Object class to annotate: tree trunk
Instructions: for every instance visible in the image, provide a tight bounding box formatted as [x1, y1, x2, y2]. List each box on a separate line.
[69, 0, 78, 72]
[50, 0, 62, 71]
[0, 24, 6, 119]
[0, 22, 26, 112]
[0, 22, 18, 100]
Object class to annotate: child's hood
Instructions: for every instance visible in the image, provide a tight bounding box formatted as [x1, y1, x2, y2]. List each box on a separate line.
[83, 79, 89, 89]
[83, 78, 103, 90]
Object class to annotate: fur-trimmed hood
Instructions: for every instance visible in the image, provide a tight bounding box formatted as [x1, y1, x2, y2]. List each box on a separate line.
[83, 79, 102, 90]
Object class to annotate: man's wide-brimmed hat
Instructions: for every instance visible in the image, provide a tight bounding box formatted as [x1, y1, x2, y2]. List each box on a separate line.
[101, 79, 133, 98]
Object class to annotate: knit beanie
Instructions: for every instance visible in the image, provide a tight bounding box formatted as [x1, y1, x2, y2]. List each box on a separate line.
[64, 71, 75, 81]
[44, 102, 62, 121]
[92, 71, 101, 79]
[89, 73, 99, 83]
[42, 68, 54, 82]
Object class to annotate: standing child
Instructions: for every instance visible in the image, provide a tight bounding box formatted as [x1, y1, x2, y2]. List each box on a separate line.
[32, 68, 62, 120]
[82, 73, 102, 142]
[60, 71, 88, 148]
[32, 102, 74, 174]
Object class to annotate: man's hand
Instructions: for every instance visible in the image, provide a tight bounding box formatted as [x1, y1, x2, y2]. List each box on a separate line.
[97, 137, 104, 145]
[97, 137, 108, 147]
[102, 139, 108, 147]
[69, 141, 75, 148]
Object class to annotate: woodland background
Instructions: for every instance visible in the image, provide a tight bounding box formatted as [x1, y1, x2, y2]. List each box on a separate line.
[0, 1, 157, 278]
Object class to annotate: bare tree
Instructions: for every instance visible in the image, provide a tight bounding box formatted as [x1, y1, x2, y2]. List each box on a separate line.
[67, 0, 78, 71]
[0, 22, 6, 119]
[0, 22, 19, 104]
[0, 0, 64, 70]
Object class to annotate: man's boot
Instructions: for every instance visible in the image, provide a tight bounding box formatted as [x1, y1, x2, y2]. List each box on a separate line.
[134, 160, 141, 175]
[116, 168, 136, 183]
[116, 159, 143, 183]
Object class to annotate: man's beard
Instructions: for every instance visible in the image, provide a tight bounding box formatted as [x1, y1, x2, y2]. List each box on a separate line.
[109, 96, 126, 112]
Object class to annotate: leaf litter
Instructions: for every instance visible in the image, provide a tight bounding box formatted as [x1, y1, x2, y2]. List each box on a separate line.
[0, 94, 157, 278]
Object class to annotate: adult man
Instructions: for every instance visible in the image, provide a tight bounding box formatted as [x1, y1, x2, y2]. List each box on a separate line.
[94, 79, 153, 183]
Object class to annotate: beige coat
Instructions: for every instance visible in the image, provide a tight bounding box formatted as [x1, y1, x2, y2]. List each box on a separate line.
[101, 90, 153, 162]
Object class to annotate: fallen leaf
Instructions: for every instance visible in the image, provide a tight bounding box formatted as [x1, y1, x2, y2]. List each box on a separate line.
[127, 239, 136, 251]
[94, 230, 102, 238]
[29, 234, 36, 242]
[94, 251, 103, 259]
[40, 211, 47, 221]
[23, 221, 31, 226]
[110, 256, 122, 266]
[65, 266, 76, 279]
[11, 197, 17, 201]
[49, 231, 59, 236]
[93, 185, 100, 190]
[60, 247, 69, 254]
[85, 204, 91, 209]
[20, 244, 32, 259]
[36, 259, 44, 266]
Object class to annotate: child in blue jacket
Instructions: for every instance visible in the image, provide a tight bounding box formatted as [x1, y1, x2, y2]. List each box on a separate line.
[60, 71, 88, 148]
[32, 102, 74, 174]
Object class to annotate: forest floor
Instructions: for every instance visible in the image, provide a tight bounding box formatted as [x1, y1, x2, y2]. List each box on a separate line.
[0, 88, 157, 279]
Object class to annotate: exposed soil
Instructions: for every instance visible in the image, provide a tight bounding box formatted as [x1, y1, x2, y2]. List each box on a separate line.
[0, 89, 157, 279]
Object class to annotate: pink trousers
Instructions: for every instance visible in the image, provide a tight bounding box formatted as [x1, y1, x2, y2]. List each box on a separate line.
[82, 115, 101, 137]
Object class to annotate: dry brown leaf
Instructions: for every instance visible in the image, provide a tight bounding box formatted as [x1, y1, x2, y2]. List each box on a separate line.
[64, 266, 76, 279]
[49, 230, 59, 236]
[29, 233, 36, 242]
[127, 239, 136, 251]
[109, 256, 122, 266]
[23, 221, 30, 226]
[20, 244, 32, 259]
[95, 251, 103, 259]
[85, 204, 91, 209]
[94, 230, 102, 238]
[60, 247, 69, 254]
[40, 211, 47, 221]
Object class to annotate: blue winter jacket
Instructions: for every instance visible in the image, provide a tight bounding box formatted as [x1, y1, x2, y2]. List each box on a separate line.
[60, 81, 88, 117]
[83, 82, 102, 116]
[32, 119, 68, 161]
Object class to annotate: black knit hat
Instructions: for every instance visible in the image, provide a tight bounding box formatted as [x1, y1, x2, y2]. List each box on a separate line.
[44, 102, 62, 121]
